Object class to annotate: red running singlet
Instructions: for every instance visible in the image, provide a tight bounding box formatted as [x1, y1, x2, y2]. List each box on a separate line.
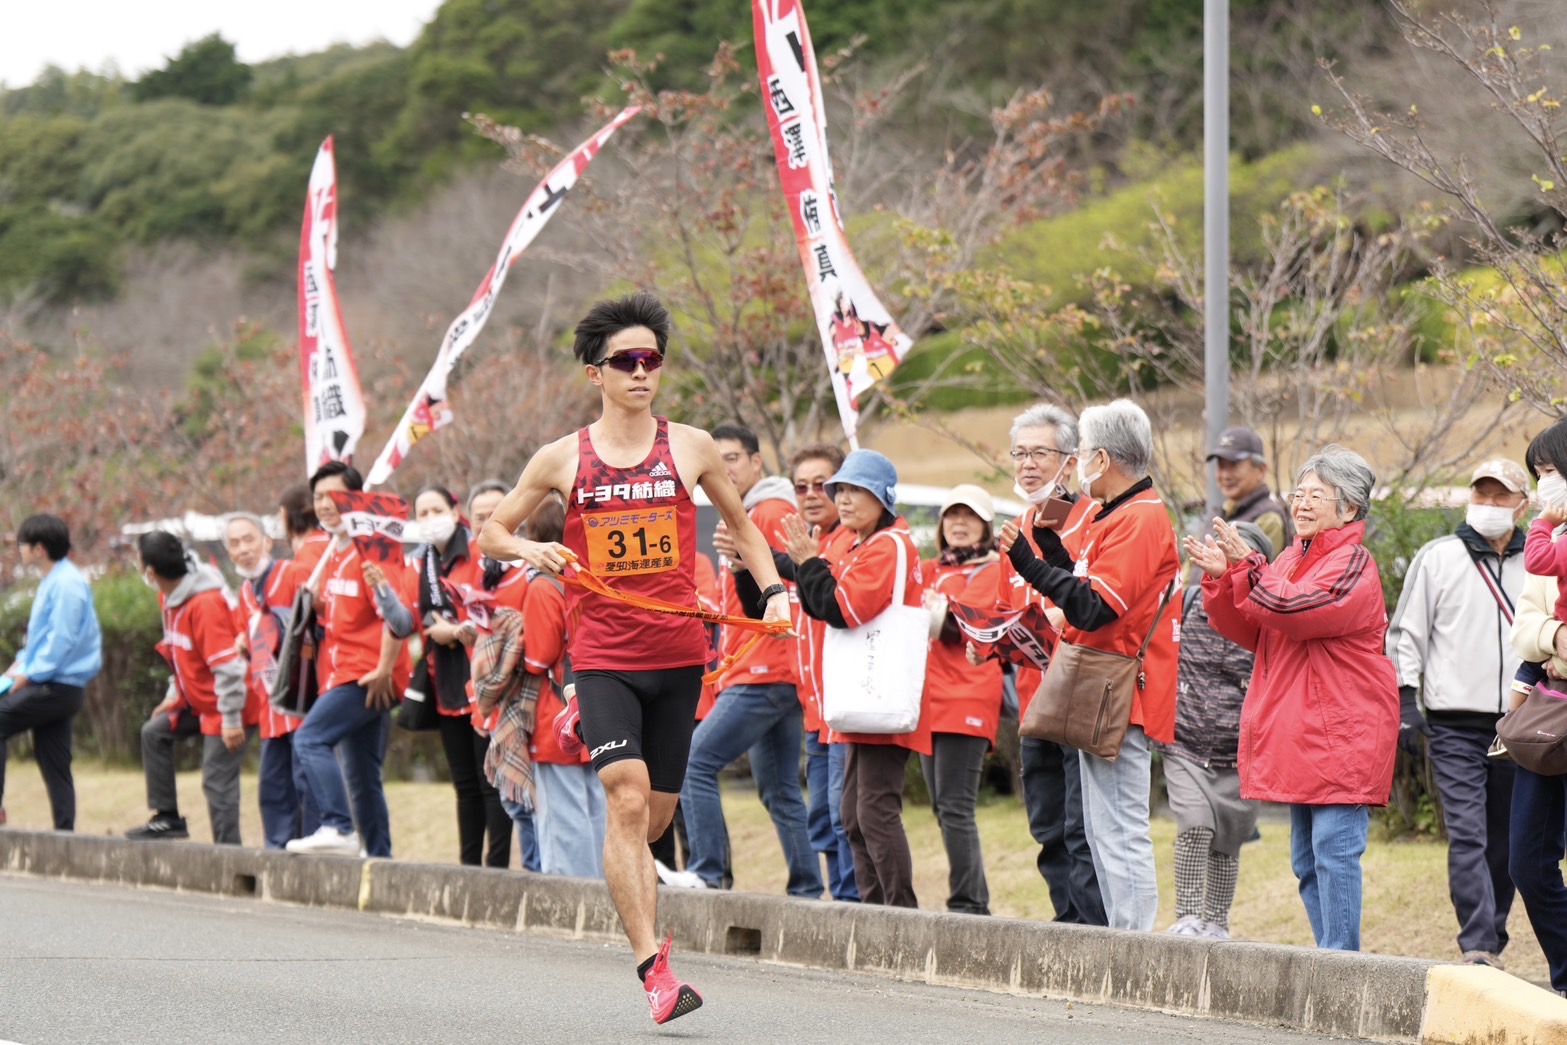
[562, 417, 710, 672]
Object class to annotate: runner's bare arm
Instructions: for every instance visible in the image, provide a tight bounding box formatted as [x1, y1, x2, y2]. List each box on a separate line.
[477, 436, 575, 576]
[679, 427, 790, 627]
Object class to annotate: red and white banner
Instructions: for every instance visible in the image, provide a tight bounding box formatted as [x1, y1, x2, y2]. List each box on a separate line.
[365, 107, 642, 487]
[948, 600, 1057, 673]
[298, 137, 367, 475]
[329, 490, 410, 566]
[753, 0, 913, 446]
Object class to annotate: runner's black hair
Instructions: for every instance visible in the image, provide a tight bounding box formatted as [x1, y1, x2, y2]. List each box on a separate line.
[572, 291, 671, 365]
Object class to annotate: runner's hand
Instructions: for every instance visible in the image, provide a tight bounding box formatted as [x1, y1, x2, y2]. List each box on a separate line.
[780, 515, 820, 566]
[762, 591, 796, 636]
[518, 539, 570, 577]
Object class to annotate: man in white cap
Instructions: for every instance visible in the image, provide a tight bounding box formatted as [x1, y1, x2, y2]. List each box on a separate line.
[1385, 457, 1530, 970]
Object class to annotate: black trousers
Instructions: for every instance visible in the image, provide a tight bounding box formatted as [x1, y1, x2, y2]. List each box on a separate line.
[437, 713, 512, 868]
[0, 683, 85, 830]
[1428, 721, 1515, 955]
[1020, 736, 1106, 925]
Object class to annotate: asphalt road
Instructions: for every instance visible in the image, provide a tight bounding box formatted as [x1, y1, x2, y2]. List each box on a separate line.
[0, 876, 1346, 1045]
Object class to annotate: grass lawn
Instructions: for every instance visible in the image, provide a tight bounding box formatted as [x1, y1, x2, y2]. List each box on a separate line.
[3, 762, 1552, 987]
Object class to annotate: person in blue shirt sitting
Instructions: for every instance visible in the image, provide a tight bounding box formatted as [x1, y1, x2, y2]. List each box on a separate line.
[0, 515, 103, 830]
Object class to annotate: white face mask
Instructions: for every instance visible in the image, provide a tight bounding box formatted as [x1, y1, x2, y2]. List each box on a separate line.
[421, 513, 458, 547]
[1012, 482, 1054, 506]
[234, 556, 273, 580]
[1538, 473, 1567, 509]
[1465, 504, 1518, 539]
[1076, 450, 1105, 497]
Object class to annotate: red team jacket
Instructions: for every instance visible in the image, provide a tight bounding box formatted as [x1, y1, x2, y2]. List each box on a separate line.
[922, 556, 1004, 744]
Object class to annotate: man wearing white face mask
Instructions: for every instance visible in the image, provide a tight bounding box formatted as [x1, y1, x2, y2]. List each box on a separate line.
[1385, 458, 1530, 969]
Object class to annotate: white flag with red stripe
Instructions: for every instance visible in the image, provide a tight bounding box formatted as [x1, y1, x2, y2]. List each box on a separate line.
[365, 107, 642, 487]
[298, 137, 367, 475]
[754, 0, 913, 446]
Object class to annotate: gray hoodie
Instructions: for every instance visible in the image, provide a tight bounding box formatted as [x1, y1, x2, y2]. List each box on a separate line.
[165, 561, 249, 730]
[743, 475, 798, 512]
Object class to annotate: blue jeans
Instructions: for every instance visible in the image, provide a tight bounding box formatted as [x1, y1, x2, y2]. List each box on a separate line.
[1509, 766, 1567, 993]
[532, 762, 606, 877]
[806, 733, 859, 901]
[826, 740, 858, 900]
[258, 733, 319, 850]
[1289, 803, 1370, 951]
[499, 798, 541, 873]
[1079, 725, 1158, 930]
[294, 683, 392, 858]
[681, 683, 823, 897]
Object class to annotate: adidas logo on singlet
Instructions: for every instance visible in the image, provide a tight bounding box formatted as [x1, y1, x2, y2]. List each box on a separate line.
[649, 461, 672, 478]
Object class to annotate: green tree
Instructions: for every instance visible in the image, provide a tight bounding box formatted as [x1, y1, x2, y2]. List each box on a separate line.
[131, 34, 253, 106]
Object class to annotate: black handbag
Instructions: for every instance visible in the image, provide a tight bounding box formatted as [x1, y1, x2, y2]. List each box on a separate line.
[269, 583, 320, 719]
[394, 654, 442, 732]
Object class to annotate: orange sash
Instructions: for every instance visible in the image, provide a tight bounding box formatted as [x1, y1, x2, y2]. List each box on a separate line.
[561, 551, 789, 684]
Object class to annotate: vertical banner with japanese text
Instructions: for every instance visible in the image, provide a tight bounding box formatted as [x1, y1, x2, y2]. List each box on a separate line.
[753, 0, 913, 446]
[298, 137, 367, 475]
[365, 107, 642, 488]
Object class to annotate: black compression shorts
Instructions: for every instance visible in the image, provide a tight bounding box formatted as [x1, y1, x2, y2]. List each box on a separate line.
[574, 666, 704, 793]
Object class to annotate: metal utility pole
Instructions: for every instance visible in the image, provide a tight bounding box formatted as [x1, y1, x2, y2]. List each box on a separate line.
[1203, 0, 1231, 521]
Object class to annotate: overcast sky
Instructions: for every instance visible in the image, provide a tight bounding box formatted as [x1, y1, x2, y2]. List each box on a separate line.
[0, 0, 445, 88]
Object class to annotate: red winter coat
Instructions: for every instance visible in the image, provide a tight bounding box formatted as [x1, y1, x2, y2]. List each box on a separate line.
[1201, 521, 1399, 807]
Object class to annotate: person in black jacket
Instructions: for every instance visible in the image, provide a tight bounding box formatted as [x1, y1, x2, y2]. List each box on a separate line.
[1160, 521, 1274, 940]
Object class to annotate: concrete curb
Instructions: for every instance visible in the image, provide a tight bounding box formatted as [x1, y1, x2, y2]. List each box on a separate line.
[3, 830, 1561, 1041]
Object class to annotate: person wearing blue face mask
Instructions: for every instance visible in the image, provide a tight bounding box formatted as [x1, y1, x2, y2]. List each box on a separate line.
[1385, 458, 1530, 969]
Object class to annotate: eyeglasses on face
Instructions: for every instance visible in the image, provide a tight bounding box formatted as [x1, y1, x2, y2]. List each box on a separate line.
[793, 479, 829, 495]
[1288, 489, 1341, 507]
[1009, 447, 1064, 463]
[596, 348, 664, 374]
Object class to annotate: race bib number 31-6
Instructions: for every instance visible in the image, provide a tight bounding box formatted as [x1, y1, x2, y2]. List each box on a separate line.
[583, 507, 681, 576]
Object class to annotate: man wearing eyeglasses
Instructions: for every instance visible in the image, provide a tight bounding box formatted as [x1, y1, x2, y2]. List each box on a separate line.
[479, 292, 791, 1025]
[679, 423, 823, 901]
[1207, 426, 1293, 554]
[991, 403, 1107, 926]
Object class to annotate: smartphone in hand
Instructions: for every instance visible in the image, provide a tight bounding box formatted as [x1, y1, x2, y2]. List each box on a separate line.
[1035, 495, 1074, 529]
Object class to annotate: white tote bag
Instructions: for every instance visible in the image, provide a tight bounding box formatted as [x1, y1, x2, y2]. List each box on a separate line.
[821, 532, 928, 734]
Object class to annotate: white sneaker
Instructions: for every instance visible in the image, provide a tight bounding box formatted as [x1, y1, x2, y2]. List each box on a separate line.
[284, 826, 361, 856]
[1201, 921, 1232, 940]
[653, 859, 709, 889]
[1167, 915, 1205, 936]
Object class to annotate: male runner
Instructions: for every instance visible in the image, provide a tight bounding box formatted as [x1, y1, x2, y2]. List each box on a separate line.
[479, 292, 790, 1025]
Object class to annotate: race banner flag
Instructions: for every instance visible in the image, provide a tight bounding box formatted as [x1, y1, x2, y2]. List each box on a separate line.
[948, 600, 1057, 673]
[754, 0, 914, 446]
[365, 107, 642, 487]
[329, 490, 410, 566]
[298, 137, 367, 475]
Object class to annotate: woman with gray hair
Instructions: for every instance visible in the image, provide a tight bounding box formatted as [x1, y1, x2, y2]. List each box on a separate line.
[1187, 444, 1399, 952]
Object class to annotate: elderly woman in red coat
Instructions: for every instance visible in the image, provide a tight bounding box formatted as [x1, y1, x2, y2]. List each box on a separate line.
[1186, 444, 1399, 952]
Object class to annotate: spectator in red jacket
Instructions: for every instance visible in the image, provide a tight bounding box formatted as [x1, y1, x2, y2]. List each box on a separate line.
[1191, 444, 1399, 951]
[920, 484, 1004, 915]
[792, 449, 929, 908]
[127, 531, 255, 844]
[1003, 399, 1181, 931]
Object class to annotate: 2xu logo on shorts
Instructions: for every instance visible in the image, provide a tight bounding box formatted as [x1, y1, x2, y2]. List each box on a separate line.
[590, 738, 629, 759]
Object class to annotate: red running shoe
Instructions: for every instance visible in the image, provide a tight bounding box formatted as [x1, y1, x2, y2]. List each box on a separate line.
[554, 687, 585, 757]
[644, 935, 703, 1024]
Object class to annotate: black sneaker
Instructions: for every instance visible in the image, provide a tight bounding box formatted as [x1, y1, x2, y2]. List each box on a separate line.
[125, 813, 189, 841]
